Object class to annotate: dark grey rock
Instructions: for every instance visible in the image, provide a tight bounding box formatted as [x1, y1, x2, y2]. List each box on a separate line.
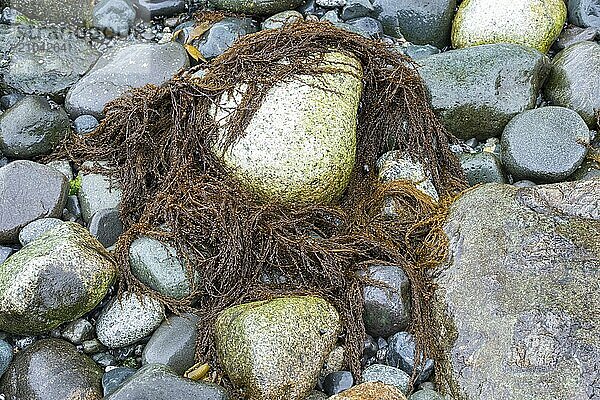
[362, 264, 411, 338]
[459, 152, 506, 186]
[102, 367, 136, 397]
[105, 364, 228, 400]
[568, 0, 600, 28]
[65, 42, 188, 118]
[66, 195, 83, 221]
[372, 0, 455, 48]
[192, 17, 259, 60]
[0, 160, 68, 244]
[89, 208, 123, 248]
[323, 371, 353, 396]
[0, 222, 117, 335]
[77, 162, 123, 224]
[344, 16, 383, 39]
[208, 0, 305, 15]
[92, 352, 118, 368]
[133, 0, 185, 19]
[0, 339, 103, 399]
[363, 335, 378, 359]
[544, 41, 600, 127]
[437, 180, 600, 398]
[142, 313, 199, 374]
[18, 218, 64, 246]
[362, 364, 410, 393]
[61, 318, 94, 345]
[403, 44, 440, 60]
[501, 106, 589, 182]
[554, 25, 599, 51]
[419, 43, 549, 140]
[386, 332, 434, 384]
[0, 339, 12, 379]
[341, 0, 374, 20]
[74, 115, 99, 135]
[0, 25, 100, 96]
[0, 96, 70, 159]
[0, 93, 23, 110]
[93, 0, 136, 37]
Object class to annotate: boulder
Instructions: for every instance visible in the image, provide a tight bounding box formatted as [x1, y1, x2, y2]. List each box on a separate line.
[436, 179, 600, 399]
[208, 0, 306, 15]
[93, 0, 136, 36]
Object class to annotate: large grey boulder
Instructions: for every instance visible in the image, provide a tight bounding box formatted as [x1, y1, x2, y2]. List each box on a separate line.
[65, 42, 189, 118]
[418, 43, 549, 140]
[0, 25, 100, 96]
[0, 160, 68, 244]
[0, 222, 117, 334]
[435, 179, 600, 399]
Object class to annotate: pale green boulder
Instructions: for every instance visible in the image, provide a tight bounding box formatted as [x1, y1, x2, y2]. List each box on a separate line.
[215, 296, 341, 400]
[0, 222, 117, 334]
[212, 52, 362, 204]
[451, 0, 566, 53]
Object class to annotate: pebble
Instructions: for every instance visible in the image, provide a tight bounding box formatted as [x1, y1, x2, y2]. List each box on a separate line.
[61, 318, 94, 345]
[74, 115, 100, 135]
[323, 371, 354, 395]
[459, 152, 506, 185]
[18, 218, 64, 246]
[102, 367, 137, 397]
[0, 339, 13, 378]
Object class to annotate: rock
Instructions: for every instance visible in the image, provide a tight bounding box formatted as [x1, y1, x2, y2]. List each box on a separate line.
[89, 208, 123, 248]
[83, 339, 106, 354]
[0, 222, 117, 334]
[74, 115, 99, 135]
[409, 389, 444, 400]
[513, 179, 537, 188]
[0, 96, 70, 159]
[77, 162, 123, 224]
[377, 151, 438, 200]
[215, 296, 341, 399]
[0, 246, 13, 264]
[0, 339, 103, 400]
[372, 0, 456, 48]
[0, 93, 23, 109]
[129, 236, 199, 299]
[0, 339, 12, 378]
[451, 0, 566, 53]
[386, 332, 434, 384]
[544, 41, 600, 127]
[307, 391, 329, 400]
[18, 218, 63, 246]
[65, 42, 188, 118]
[362, 364, 410, 393]
[0, 25, 100, 96]
[323, 371, 354, 395]
[436, 180, 600, 398]
[212, 52, 362, 204]
[322, 345, 346, 377]
[11, 0, 95, 25]
[0, 160, 69, 244]
[362, 264, 411, 338]
[262, 10, 303, 30]
[317, 0, 346, 6]
[402, 44, 440, 60]
[568, 0, 600, 28]
[105, 365, 228, 399]
[96, 292, 165, 348]
[61, 318, 94, 345]
[208, 0, 306, 15]
[93, 0, 136, 37]
[459, 152, 506, 185]
[92, 352, 117, 368]
[329, 382, 408, 400]
[141, 313, 199, 374]
[344, 17, 384, 39]
[132, 0, 186, 19]
[193, 17, 258, 60]
[554, 26, 599, 51]
[418, 43, 549, 140]
[341, 0, 374, 20]
[501, 106, 589, 182]
[47, 160, 73, 181]
[102, 367, 136, 397]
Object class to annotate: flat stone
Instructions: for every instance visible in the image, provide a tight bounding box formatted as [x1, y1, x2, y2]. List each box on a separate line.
[452, 0, 566, 53]
[89, 208, 123, 248]
[132, 0, 186, 20]
[18, 218, 64, 246]
[77, 162, 122, 224]
[0, 222, 117, 334]
[0, 160, 68, 244]
[142, 313, 199, 374]
[0, 339, 103, 400]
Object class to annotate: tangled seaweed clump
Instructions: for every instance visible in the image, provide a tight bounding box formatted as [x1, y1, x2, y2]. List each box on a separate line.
[58, 20, 466, 396]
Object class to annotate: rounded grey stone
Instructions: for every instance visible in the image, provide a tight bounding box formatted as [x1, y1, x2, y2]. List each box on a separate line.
[341, 0, 374, 20]
[386, 332, 434, 384]
[322, 371, 353, 395]
[192, 17, 258, 60]
[362, 363, 410, 393]
[0, 339, 12, 379]
[132, 0, 185, 19]
[102, 367, 136, 397]
[501, 106, 589, 182]
[89, 208, 123, 248]
[409, 388, 445, 400]
[262, 10, 303, 30]
[18, 218, 64, 246]
[77, 162, 123, 224]
[93, 0, 136, 36]
[74, 115, 99, 135]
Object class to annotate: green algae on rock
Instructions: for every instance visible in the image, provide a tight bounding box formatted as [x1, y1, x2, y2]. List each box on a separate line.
[215, 296, 341, 400]
[208, 0, 306, 15]
[0, 222, 117, 335]
[451, 0, 566, 53]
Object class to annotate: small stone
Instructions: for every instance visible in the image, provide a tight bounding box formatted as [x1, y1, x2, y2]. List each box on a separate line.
[317, 0, 346, 6]
[93, 0, 136, 36]
[322, 345, 346, 377]
[18, 218, 64, 246]
[377, 151, 438, 200]
[362, 364, 410, 393]
[89, 208, 123, 248]
[0, 93, 23, 110]
[321, 10, 342, 23]
[192, 17, 259, 60]
[66, 195, 83, 221]
[0, 339, 13, 378]
[83, 339, 106, 354]
[132, 0, 186, 20]
[92, 352, 118, 368]
[77, 162, 123, 224]
[403, 44, 440, 60]
[96, 292, 165, 348]
[363, 335, 378, 359]
[61, 318, 94, 345]
[0, 246, 13, 264]
[554, 26, 599, 51]
[102, 367, 136, 397]
[459, 152, 506, 186]
[409, 389, 445, 400]
[386, 332, 434, 385]
[344, 16, 383, 39]
[329, 382, 407, 400]
[323, 371, 353, 395]
[47, 160, 74, 181]
[262, 10, 303, 30]
[341, 0, 374, 20]
[74, 115, 100, 135]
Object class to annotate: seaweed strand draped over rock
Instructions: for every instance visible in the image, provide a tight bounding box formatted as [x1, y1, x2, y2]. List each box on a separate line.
[57, 20, 466, 395]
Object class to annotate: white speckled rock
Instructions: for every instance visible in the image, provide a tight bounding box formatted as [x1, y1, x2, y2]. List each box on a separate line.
[96, 292, 164, 348]
[212, 52, 362, 204]
[452, 0, 566, 53]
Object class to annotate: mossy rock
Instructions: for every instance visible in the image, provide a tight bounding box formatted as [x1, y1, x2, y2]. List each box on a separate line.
[208, 0, 306, 15]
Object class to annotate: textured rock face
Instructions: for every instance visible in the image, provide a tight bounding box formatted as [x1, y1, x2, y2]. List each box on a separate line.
[207, 0, 306, 15]
[451, 0, 566, 53]
[215, 296, 341, 400]
[418, 43, 549, 140]
[213, 52, 362, 204]
[11, 0, 95, 26]
[544, 41, 600, 127]
[0, 339, 103, 400]
[0, 223, 117, 334]
[436, 180, 600, 399]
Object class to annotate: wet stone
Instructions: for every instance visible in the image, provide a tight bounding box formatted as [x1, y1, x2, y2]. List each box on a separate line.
[18, 218, 64, 247]
[344, 16, 383, 39]
[459, 152, 506, 186]
[61, 318, 94, 345]
[192, 17, 259, 60]
[262, 10, 303, 30]
[102, 367, 136, 397]
[89, 208, 123, 248]
[341, 0, 374, 20]
[93, 0, 136, 37]
[323, 371, 354, 395]
[74, 115, 100, 135]
[386, 332, 434, 385]
[132, 0, 186, 19]
[77, 162, 123, 224]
